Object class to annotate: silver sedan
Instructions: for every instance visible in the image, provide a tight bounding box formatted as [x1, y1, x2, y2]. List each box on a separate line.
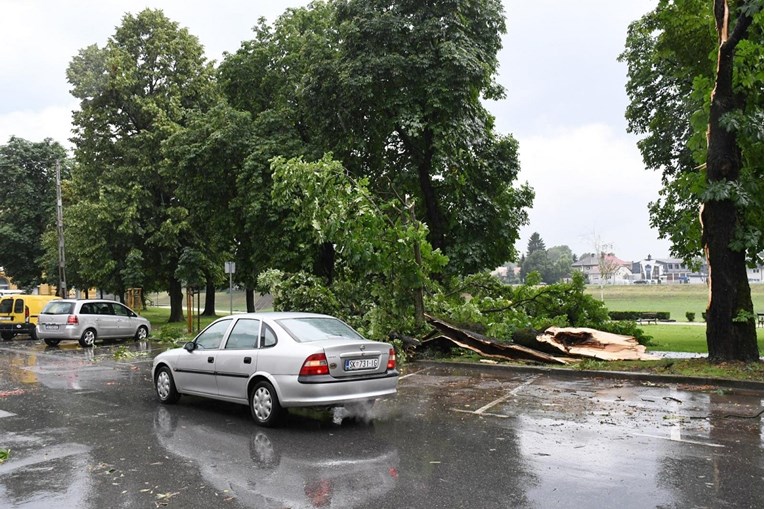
[152, 312, 398, 426]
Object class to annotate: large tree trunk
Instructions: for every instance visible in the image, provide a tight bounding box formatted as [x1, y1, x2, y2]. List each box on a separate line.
[168, 277, 184, 322]
[702, 0, 759, 362]
[417, 127, 447, 253]
[246, 288, 255, 313]
[314, 242, 336, 285]
[202, 277, 216, 316]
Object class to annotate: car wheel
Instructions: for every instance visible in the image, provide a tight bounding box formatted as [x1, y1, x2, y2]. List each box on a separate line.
[1, 331, 14, 341]
[44, 338, 61, 347]
[134, 326, 148, 341]
[155, 366, 181, 404]
[79, 328, 97, 347]
[29, 328, 38, 341]
[250, 381, 283, 427]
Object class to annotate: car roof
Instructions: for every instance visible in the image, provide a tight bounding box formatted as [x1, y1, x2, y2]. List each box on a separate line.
[228, 312, 332, 320]
[54, 299, 121, 304]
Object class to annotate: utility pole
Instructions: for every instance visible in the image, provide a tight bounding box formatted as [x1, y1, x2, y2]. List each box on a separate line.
[56, 160, 67, 298]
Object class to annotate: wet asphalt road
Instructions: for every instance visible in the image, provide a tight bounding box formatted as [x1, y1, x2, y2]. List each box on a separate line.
[0, 338, 762, 509]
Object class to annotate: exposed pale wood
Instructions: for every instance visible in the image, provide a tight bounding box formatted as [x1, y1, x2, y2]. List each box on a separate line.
[537, 327, 660, 361]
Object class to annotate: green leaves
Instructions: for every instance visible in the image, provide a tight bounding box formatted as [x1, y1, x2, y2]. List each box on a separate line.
[621, 0, 763, 266]
[0, 137, 68, 288]
[66, 9, 218, 298]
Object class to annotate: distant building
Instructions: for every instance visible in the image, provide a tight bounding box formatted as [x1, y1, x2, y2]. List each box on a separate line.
[747, 265, 763, 283]
[631, 255, 707, 284]
[572, 253, 631, 285]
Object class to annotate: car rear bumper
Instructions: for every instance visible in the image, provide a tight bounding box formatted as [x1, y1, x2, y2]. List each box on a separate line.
[35, 325, 83, 340]
[0, 323, 33, 334]
[276, 372, 398, 408]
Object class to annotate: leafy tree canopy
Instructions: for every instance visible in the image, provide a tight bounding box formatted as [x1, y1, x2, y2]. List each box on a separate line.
[65, 8, 217, 317]
[620, 0, 763, 265]
[0, 137, 68, 288]
[221, 0, 533, 277]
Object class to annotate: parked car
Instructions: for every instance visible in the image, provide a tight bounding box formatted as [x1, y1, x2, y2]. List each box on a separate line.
[36, 299, 151, 347]
[0, 294, 61, 341]
[152, 312, 399, 427]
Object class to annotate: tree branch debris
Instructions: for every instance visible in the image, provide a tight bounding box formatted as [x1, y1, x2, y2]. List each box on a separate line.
[415, 314, 660, 364]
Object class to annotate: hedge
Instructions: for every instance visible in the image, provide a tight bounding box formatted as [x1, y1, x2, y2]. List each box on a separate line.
[609, 311, 671, 321]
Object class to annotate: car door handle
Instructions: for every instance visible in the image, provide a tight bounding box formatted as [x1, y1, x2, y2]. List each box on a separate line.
[243, 357, 252, 364]
[207, 357, 214, 363]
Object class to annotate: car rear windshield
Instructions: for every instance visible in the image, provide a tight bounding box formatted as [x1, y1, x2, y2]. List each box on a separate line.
[0, 299, 12, 314]
[277, 317, 363, 343]
[41, 302, 75, 315]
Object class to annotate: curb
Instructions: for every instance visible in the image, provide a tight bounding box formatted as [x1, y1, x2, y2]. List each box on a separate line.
[412, 360, 764, 393]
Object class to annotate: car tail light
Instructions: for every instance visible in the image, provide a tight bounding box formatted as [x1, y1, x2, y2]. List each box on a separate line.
[24, 306, 30, 323]
[300, 353, 329, 376]
[66, 315, 79, 325]
[387, 348, 396, 370]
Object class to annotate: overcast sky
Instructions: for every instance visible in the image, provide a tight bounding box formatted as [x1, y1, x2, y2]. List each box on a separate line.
[0, 0, 670, 261]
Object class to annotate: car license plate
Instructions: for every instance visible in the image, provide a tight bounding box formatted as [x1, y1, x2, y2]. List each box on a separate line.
[344, 358, 378, 371]
[45, 324, 59, 330]
[0, 317, 10, 320]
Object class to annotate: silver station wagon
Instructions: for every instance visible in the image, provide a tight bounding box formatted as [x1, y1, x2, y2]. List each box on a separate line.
[36, 299, 151, 347]
[152, 312, 399, 427]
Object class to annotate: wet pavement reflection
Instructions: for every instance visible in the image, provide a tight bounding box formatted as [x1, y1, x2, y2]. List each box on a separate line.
[0, 340, 762, 508]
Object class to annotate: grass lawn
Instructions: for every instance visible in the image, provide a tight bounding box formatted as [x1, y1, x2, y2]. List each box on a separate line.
[644, 324, 764, 354]
[586, 283, 764, 321]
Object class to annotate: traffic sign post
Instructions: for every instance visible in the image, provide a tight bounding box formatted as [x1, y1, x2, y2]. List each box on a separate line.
[224, 261, 236, 315]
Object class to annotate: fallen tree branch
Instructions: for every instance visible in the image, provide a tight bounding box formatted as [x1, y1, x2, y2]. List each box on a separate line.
[423, 314, 568, 365]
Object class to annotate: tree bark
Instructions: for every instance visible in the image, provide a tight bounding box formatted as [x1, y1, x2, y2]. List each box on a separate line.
[246, 287, 255, 313]
[202, 277, 217, 316]
[702, 0, 759, 362]
[416, 127, 447, 253]
[168, 277, 184, 322]
[314, 242, 335, 285]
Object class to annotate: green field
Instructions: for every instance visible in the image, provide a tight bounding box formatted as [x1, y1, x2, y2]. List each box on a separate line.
[587, 283, 764, 354]
[586, 283, 764, 321]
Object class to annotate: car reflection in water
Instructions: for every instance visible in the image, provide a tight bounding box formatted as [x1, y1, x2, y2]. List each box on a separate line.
[153, 405, 399, 508]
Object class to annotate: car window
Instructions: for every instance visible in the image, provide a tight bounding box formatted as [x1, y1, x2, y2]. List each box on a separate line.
[225, 318, 260, 350]
[42, 301, 74, 314]
[96, 303, 113, 315]
[14, 299, 24, 314]
[261, 324, 277, 348]
[0, 299, 12, 314]
[195, 319, 232, 350]
[80, 303, 94, 314]
[113, 304, 130, 317]
[277, 317, 363, 343]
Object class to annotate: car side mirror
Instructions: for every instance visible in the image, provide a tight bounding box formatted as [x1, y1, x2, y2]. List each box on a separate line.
[183, 342, 197, 352]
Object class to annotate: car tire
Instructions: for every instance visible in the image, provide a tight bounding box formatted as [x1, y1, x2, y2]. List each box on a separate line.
[250, 381, 283, 427]
[1, 331, 13, 341]
[44, 338, 61, 347]
[134, 326, 148, 341]
[29, 328, 38, 341]
[155, 366, 181, 404]
[79, 328, 97, 348]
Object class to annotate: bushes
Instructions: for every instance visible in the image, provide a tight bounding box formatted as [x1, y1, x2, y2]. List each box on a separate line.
[427, 271, 657, 344]
[609, 311, 671, 321]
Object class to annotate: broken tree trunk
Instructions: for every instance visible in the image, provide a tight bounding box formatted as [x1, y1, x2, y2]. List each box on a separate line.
[424, 314, 569, 365]
[536, 327, 660, 361]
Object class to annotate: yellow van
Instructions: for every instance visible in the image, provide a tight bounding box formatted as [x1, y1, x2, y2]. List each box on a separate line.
[0, 294, 61, 340]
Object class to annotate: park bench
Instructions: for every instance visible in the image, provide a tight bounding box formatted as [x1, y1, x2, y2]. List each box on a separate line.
[637, 312, 658, 325]
[758, 313, 764, 327]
